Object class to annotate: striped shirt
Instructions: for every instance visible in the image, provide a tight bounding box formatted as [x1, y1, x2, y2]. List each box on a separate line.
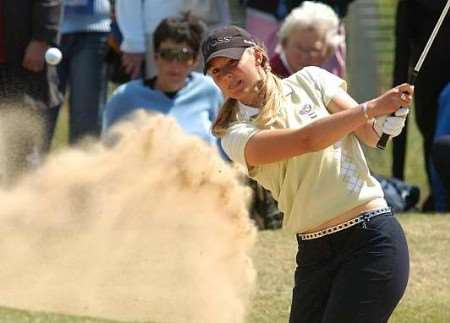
[62, 0, 111, 33]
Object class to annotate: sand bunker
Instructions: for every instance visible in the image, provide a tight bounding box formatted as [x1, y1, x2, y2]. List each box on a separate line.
[0, 111, 257, 323]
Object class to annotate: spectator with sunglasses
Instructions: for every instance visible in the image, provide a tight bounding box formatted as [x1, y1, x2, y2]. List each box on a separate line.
[102, 14, 223, 148]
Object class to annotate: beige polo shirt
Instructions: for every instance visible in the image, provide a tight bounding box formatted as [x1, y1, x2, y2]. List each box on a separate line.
[221, 66, 384, 233]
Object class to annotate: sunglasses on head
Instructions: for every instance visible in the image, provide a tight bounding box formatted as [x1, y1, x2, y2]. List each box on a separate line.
[157, 47, 196, 63]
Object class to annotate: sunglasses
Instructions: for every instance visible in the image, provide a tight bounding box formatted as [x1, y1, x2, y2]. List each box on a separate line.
[157, 47, 196, 63]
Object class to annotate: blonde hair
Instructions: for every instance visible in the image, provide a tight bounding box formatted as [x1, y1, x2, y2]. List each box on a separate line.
[212, 46, 285, 138]
[278, 1, 341, 49]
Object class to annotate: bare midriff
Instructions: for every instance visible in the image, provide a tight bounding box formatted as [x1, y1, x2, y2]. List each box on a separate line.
[302, 197, 388, 234]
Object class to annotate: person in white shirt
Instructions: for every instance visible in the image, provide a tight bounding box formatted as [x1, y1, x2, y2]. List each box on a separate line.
[202, 25, 413, 323]
[116, 0, 230, 79]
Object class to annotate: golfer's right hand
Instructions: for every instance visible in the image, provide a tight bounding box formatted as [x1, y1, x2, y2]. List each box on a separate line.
[22, 40, 48, 72]
[367, 83, 414, 118]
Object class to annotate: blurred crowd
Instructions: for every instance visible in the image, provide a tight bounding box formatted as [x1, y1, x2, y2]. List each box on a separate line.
[0, 0, 449, 224]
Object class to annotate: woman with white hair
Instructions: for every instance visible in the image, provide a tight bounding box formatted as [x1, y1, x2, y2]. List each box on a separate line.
[270, 1, 345, 78]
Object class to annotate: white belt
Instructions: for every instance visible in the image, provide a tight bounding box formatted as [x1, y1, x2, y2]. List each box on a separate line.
[297, 207, 392, 241]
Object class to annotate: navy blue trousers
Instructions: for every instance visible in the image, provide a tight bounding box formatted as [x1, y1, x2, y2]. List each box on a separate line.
[289, 211, 409, 323]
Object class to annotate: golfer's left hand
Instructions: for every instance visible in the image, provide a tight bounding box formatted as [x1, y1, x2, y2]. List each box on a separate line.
[374, 107, 409, 138]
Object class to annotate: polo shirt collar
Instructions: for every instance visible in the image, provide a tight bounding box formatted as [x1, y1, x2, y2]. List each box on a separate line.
[237, 79, 293, 120]
[238, 101, 260, 120]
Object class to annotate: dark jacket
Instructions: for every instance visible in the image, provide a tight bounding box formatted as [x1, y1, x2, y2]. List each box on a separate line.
[393, 0, 450, 86]
[269, 53, 290, 79]
[1, 0, 62, 108]
[4, 0, 61, 66]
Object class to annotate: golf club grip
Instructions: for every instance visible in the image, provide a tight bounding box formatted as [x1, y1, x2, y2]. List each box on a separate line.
[376, 73, 417, 150]
[376, 127, 392, 150]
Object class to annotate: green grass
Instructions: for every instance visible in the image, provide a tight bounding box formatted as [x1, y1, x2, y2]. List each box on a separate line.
[0, 214, 448, 322]
[49, 103, 69, 151]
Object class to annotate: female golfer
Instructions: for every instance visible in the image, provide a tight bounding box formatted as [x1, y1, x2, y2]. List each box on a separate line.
[202, 26, 411, 323]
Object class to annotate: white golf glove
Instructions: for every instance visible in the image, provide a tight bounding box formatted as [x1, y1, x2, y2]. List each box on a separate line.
[374, 107, 409, 138]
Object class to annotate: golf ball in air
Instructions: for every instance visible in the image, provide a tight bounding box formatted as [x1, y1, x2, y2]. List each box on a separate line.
[45, 47, 62, 65]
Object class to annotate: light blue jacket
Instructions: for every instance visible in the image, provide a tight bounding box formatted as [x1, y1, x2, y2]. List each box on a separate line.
[62, 0, 111, 33]
[103, 72, 223, 147]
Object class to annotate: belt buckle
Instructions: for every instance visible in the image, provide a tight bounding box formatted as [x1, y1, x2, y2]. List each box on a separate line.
[361, 218, 368, 229]
[360, 208, 385, 229]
